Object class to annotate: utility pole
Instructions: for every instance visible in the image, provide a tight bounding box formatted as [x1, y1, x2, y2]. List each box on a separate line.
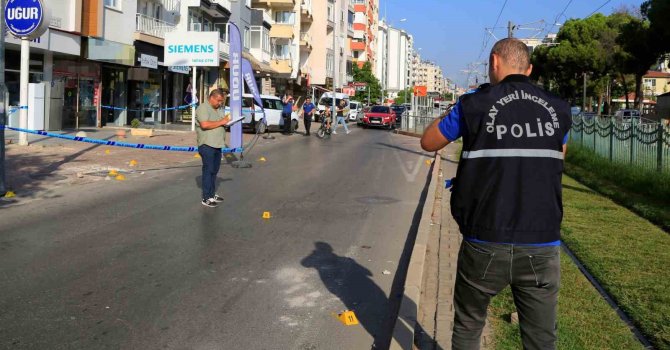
[0, 0, 7, 197]
[583, 72, 588, 112]
[508, 21, 515, 38]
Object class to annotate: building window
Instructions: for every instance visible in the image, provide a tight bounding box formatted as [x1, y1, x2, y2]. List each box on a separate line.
[104, 0, 120, 10]
[275, 11, 295, 24]
[353, 51, 359, 59]
[274, 44, 291, 60]
[244, 27, 251, 49]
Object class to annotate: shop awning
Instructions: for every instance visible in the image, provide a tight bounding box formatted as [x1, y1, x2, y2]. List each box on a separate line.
[224, 52, 278, 75]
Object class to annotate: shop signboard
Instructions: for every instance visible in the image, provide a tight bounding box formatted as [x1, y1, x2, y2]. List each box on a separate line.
[140, 54, 158, 69]
[5, 0, 50, 39]
[164, 31, 220, 67]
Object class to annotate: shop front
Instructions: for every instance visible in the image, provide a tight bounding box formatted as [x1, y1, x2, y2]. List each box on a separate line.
[86, 37, 136, 127]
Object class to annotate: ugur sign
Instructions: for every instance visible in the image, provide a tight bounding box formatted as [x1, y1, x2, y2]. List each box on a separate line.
[4, 0, 50, 39]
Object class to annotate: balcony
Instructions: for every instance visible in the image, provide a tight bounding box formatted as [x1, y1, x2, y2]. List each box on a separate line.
[299, 32, 312, 50]
[351, 41, 365, 51]
[269, 23, 294, 39]
[135, 13, 177, 45]
[301, 0, 312, 22]
[252, 0, 295, 9]
[161, 0, 181, 12]
[271, 46, 294, 74]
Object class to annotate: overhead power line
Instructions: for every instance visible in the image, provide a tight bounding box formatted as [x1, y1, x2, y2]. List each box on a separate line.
[587, 0, 612, 17]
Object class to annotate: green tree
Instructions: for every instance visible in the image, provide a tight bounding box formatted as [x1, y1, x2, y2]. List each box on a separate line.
[352, 62, 382, 104]
[395, 88, 413, 104]
[642, 0, 670, 53]
[617, 17, 661, 108]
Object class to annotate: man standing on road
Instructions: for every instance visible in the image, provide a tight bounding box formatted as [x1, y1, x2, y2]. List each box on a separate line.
[332, 99, 350, 135]
[420, 38, 572, 350]
[282, 95, 296, 135]
[301, 97, 316, 136]
[196, 89, 231, 208]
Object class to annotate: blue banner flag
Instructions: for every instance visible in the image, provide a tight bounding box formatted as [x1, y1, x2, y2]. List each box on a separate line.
[242, 58, 266, 123]
[228, 22, 243, 149]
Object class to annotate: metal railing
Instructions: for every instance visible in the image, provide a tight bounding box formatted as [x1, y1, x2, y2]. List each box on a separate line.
[571, 114, 670, 173]
[135, 13, 177, 39]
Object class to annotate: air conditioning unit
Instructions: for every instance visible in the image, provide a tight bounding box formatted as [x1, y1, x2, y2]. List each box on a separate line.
[190, 23, 202, 31]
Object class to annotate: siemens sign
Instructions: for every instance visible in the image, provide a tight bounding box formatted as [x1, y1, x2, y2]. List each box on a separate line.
[164, 31, 219, 67]
[167, 44, 215, 54]
[4, 0, 50, 39]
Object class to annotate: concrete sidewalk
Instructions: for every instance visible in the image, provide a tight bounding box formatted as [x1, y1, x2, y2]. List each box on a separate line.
[391, 143, 492, 350]
[1, 127, 280, 206]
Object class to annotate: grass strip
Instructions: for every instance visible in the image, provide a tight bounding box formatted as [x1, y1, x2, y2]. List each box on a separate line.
[560, 175, 670, 349]
[488, 250, 644, 350]
[564, 143, 670, 232]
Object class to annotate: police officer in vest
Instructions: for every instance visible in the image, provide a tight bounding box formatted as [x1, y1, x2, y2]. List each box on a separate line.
[421, 38, 571, 350]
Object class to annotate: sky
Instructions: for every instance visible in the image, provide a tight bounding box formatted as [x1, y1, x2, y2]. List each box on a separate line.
[382, 0, 645, 88]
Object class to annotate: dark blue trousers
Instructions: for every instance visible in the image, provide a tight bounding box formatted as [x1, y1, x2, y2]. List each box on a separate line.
[198, 145, 222, 200]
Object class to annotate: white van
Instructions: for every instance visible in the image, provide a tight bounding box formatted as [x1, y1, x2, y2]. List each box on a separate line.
[316, 92, 350, 120]
[227, 94, 300, 133]
[348, 101, 363, 121]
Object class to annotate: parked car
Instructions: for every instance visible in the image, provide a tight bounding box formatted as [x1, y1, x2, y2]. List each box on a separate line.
[615, 109, 641, 124]
[390, 105, 406, 125]
[225, 94, 299, 133]
[570, 106, 581, 116]
[362, 105, 396, 129]
[316, 92, 350, 120]
[348, 101, 364, 121]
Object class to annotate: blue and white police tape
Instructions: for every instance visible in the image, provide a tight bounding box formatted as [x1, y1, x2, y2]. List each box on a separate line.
[6, 106, 29, 115]
[101, 103, 197, 112]
[1, 125, 243, 154]
[100, 104, 266, 115]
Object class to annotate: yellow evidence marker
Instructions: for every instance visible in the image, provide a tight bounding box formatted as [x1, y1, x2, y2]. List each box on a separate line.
[262, 212, 272, 219]
[108, 170, 119, 176]
[4, 191, 16, 198]
[115, 174, 126, 181]
[337, 311, 359, 326]
[129, 160, 138, 167]
[259, 157, 267, 162]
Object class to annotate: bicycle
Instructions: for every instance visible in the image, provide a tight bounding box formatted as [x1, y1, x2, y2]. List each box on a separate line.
[316, 113, 332, 139]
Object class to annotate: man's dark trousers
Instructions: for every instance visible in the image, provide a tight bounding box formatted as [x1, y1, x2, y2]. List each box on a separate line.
[282, 113, 292, 134]
[198, 145, 222, 200]
[304, 115, 312, 135]
[452, 240, 560, 350]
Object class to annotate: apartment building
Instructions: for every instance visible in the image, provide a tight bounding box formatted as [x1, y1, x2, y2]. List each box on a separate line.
[350, 0, 378, 71]
[415, 60, 445, 94]
[375, 20, 414, 101]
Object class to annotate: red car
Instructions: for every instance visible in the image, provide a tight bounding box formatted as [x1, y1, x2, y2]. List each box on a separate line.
[362, 105, 396, 129]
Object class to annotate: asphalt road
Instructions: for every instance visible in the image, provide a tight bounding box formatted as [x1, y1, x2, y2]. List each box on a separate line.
[0, 126, 435, 350]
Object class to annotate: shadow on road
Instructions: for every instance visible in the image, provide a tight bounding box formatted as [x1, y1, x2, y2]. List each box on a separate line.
[301, 242, 444, 349]
[376, 142, 433, 158]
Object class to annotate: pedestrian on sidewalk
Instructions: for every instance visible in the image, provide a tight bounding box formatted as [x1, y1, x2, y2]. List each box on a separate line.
[282, 95, 297, 135]
[196, 88, 231, 208]
[332, 99, 350, 135]
[420, 38, 572, 350]
[301, 96, 316, 136]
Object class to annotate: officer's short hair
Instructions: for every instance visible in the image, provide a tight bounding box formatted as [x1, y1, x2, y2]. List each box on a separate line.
[490, 38, 530, 71]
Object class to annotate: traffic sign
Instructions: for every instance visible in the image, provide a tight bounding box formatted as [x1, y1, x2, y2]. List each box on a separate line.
[4, 0, 50, 39]
[414, 86, 427, 97]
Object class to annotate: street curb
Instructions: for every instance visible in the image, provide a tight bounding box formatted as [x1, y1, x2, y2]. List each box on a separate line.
[396, 130, 423, 138]
[390, 150, 442, 350]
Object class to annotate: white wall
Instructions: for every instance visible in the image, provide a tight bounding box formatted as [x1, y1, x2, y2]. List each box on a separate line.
[49, 0, 82, 33]
[103, 0, 137, 45]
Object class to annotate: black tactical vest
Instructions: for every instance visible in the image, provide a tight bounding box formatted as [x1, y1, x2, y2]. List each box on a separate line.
[451, 75, 572, 244]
